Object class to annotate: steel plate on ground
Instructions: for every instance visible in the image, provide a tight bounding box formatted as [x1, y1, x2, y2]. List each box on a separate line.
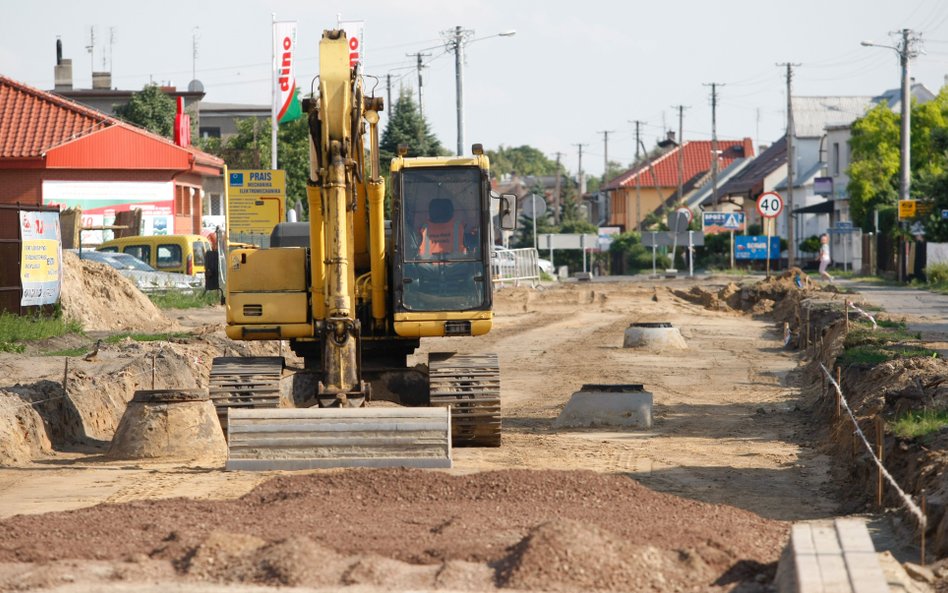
[226, 407, 452, 470]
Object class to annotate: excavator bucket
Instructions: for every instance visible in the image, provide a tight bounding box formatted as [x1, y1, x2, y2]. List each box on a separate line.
[225, 407, 452, 470]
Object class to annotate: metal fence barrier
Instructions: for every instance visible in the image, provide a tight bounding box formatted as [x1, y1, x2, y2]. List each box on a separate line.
[491, 247, 541, 288]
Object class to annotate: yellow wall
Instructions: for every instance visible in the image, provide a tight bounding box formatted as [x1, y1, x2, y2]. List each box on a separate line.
[609, 186, 672, 231]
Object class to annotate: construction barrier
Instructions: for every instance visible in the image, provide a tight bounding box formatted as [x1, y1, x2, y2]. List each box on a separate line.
[491, 247, 541, 288]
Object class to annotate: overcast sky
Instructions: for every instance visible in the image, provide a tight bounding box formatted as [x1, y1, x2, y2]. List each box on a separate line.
[3, 0, 948, 178]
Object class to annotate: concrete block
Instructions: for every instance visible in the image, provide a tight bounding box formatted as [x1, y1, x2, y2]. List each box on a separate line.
[553, 384, 652, 429]
[623, 323, 687, 350]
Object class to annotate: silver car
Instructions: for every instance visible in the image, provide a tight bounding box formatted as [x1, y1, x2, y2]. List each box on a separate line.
[69, 250, 200, 292]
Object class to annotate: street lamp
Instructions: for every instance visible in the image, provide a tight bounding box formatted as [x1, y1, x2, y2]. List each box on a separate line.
[444, 27, 516, 155]
[861, 30, 920, 204]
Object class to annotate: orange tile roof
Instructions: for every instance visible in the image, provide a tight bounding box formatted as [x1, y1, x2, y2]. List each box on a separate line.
[0, 75, 115, 158]
[604, 139, 754, 190]
[0, 75, 222, 170]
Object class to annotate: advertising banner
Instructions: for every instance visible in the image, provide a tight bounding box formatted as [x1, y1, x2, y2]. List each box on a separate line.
[19, 210, 63, 306]
[227, 170, 286, 235]
[702, 211, 745, 234]
[274, 21, 301, 123]
[42, 180, 174, 243]
[338, 20, 364, 68]
[734, 235, 780, 260]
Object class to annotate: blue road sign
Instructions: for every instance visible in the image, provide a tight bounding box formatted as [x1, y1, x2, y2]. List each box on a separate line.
[229, 172, 244, 187]
[734, 235, 780, 260]
[703, 211, 745, 233]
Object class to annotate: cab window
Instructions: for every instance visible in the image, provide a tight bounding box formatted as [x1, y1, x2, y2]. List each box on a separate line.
[156, 244, 182, 269]
[123, 245, 150, 264]
[192, 241, 206, 266]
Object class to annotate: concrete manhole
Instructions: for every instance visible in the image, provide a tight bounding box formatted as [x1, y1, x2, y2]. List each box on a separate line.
[553, 384, 653, 429]
[623, 322, 687, 350]
[107, 389, 227, 462]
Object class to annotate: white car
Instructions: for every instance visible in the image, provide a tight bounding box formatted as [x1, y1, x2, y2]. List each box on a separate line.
[537, 258, 554, 275]
[70, 250, 201, 292]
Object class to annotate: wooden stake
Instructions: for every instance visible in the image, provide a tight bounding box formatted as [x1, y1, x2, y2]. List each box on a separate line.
[876, 416, 884, 508]
[845, 300, 850, 334]
[62, 358, 68, 393]
[151, 354, 157, 390]
[835, 367, 842, 420]
[922, 490, 927, 567]
[805, 309, 811, 349]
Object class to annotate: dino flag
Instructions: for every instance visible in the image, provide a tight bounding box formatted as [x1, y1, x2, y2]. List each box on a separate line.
[273, 21, 301, 124]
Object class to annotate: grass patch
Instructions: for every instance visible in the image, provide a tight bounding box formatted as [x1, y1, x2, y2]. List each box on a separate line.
[844, 326, 920, 349]
[104, 332, 192, 344]
[838, 344, 938, 366]
[891, 409, 948, 440]
[148, 290, 220, 309]
[0, 311, 83, 353]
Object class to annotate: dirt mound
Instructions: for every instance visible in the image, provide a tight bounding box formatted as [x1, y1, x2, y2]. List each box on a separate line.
[60, 251, 175, 333]
[499, 519, 699, 591]
[0, 469, 787, 591]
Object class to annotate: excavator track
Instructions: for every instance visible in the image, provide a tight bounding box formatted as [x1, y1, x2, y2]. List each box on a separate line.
[428, 353, 501, 447]
[208, 357, 284, 433]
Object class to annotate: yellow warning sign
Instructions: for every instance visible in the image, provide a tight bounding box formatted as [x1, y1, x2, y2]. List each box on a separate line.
[898, 199, 916, 220]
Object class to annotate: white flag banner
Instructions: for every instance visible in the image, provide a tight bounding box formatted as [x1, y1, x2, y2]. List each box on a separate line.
[273, 21, 301, 123]
[338, 20, 364, 68]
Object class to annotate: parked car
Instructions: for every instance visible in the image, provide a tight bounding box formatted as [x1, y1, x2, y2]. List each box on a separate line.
[70, 249, 200, 292]
[96, 234, 211, 278]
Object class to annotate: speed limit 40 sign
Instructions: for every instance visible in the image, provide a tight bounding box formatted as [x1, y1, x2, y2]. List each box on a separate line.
[756, 192, 784, 218]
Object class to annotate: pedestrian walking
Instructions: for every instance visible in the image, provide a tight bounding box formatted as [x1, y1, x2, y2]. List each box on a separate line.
[817, 233, 833, 282]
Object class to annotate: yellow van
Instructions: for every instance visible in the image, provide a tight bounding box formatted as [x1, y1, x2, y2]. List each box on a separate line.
[97, 234, 211, 277]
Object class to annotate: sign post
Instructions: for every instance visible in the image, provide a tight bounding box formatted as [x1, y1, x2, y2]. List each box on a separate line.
[756, 192, 784, 278]
[702, 211, 745, 271]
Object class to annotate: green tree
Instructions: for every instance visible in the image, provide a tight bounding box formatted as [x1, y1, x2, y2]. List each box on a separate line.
[849, 89, 948, 226]
[486, 145, 559, 178]
[587, 160, 627, 194]
[114, 84, 176, 139]
[379, 89, 446, 171]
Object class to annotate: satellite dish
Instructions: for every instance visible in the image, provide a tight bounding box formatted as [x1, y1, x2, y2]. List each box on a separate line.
[187, 79, 205, 93]
[521, 194, 548, 220]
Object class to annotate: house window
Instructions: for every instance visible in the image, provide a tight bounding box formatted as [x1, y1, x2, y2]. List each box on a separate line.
[832, 143, 840, 175]
[200, 127, 221, 138]
[210, 194, 223, 216]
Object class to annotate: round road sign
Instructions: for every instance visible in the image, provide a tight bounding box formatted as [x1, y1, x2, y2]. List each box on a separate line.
[675, 206, 693, 224]
[756, 192, 784, 218]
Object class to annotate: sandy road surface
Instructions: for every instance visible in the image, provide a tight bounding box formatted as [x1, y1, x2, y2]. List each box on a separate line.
[0, 279, 835, 524]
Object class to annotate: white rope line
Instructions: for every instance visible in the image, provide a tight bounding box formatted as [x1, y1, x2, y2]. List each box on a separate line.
[820, 363, 927, 528]
[848, 301, 878, 330]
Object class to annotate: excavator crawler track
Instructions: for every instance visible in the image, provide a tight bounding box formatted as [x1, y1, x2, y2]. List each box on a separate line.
[208, 357, 284, 433]
[428, 353, 501, 447]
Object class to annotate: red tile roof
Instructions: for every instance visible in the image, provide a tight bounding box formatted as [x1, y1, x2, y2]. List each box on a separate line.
[0, 75, 113, 158]
[604, 139, 754, 190]
[0, 75, 222, 171]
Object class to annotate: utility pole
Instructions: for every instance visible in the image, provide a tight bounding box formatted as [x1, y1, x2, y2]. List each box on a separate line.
[703, 83, 724, 206]
[778, 63, 800, 267]
[574, 143, 588, 198]
[861, 30, 921, 282]
[385, 74, 392, 116]
[598, 130, 614, 183]
[408, 51, 431, 117]
[630, 120, 645, 230]
[553, 152, 564, 225]
[672, 105, 688, 203]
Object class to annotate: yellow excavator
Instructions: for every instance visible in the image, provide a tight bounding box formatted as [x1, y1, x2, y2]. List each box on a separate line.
[206, 29, 517, 470]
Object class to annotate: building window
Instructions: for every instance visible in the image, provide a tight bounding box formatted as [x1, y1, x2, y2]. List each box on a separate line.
[832, 143, 840, 175]
[200, 127, 221, 138]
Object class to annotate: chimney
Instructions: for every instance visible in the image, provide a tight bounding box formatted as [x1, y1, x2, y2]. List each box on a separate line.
[54, 38, 73, 91]
[667, 130, 677, 144]
[92, 71, 111, 90]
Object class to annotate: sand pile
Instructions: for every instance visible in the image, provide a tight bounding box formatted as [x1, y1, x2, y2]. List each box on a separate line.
[60, 251, 175, 332]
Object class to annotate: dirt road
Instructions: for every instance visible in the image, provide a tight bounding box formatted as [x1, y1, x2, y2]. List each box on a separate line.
[0, 277, 843, 591]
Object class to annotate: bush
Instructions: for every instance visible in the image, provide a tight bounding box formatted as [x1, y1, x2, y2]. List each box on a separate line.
[926, 263, 948, 286]
[799, 235, 820, 254]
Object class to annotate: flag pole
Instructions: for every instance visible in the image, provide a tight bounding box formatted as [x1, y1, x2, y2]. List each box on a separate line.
[270, 12, 278, 171]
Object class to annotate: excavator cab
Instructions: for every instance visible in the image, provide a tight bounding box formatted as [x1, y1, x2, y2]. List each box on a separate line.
[395, 165, 490, 313]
